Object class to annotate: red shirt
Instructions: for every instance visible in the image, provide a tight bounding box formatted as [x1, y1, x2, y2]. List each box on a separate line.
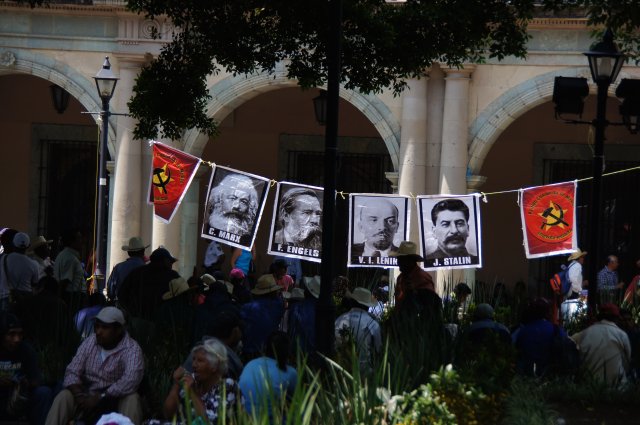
[395, 264, 435, 304]
[276, 274, 294, 292]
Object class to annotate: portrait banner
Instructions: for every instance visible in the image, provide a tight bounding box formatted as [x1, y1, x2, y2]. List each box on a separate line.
[417, 194, 482, 270]
[348, 194, 410, 268]
[268, 182, 324, 263]
[148, 141, 201, 224]
[519, 181, 577, 259]
[200, 165, 270, 250]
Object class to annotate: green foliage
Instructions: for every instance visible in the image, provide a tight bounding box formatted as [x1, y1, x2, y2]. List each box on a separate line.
[124, 0, 545, 139]
[501, 377, 558, 425]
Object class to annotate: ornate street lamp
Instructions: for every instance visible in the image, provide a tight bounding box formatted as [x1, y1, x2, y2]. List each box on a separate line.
[582, 30, 624, 316]
[93, 57, 119, 288]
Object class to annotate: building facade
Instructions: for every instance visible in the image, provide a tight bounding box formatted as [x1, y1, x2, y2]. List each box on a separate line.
[1, 1, 639, 293]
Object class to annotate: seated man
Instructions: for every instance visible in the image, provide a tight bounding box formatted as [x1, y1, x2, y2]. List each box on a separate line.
[45, 307, 144, 425]
[0, 312, 52, 425]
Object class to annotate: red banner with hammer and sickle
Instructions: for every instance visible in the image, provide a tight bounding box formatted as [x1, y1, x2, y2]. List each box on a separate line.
[520, 181, 577, 259]
[148, 141, 201, 223]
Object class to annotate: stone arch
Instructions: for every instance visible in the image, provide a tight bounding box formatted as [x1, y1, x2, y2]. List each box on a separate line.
[468, 67, 633, 175]
[183, 63, 401, 170]
[0, 49, 116, 154]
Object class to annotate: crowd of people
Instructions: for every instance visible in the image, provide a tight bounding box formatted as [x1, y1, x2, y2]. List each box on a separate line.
[0, 225, 639, 424]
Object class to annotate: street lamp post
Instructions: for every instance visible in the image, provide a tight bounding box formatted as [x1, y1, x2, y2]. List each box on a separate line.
[316, 0, 343, 357]
[582, 30, 624, 316]
[93, 57, 119, 288]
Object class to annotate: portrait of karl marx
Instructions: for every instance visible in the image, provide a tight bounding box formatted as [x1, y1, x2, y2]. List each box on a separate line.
[207, 173, 259, 237]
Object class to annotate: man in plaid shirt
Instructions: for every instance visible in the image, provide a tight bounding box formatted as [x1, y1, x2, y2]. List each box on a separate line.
[45, 307, 144, 425]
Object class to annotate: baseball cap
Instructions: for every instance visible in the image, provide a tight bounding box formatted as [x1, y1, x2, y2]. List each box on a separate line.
[95, 307, 126, 325]
[12, 233, 30, 250]
[150, 247, 177, 263]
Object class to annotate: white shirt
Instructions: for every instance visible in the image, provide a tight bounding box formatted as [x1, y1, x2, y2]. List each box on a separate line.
[54, 247, 86, 293]
[567, 260, 583, 295]
[335, 308, 382, 372]
[0, 252, 39, 298]
[204, 241, 224, 267]
[572, 320, 631, 387]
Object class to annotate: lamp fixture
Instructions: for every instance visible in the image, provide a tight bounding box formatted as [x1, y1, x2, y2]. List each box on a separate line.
[94, 56, 119, 102]
[49, 84, 70, 114]
[584, 28, 624, 85]
[313, 89, 328, 126]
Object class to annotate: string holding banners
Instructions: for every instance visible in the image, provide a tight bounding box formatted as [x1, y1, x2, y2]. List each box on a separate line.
[519, 181, 577, 259]
[148, 141, 202, 224]
[417, 194, 483, 271]
[347, 194, 411, 268]
[268, 182, 324, 263]
[201, 165, 271, 250]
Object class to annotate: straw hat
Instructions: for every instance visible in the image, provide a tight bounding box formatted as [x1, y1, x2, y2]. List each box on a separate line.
[284, 287, 306, 301]
[567, 248, 587, 262]
[251, 274, 282, 295]
[162, 277, 192, 300]
[121, 236, 149, 252]
[390, 241, 423, 261]
[346, 287, 377, 307]
[303, 275, 321, 299]
[27, 235, 52, 254]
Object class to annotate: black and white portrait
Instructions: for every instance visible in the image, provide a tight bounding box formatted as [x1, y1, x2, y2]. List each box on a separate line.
[268, 182, 323, 262]
[201, 166, 270, 249]
[348, 194, 409, 268]
[417, 195, 482, 270]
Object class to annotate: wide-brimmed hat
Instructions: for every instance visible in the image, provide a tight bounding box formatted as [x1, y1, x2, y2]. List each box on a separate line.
[346, 287, 377, 307]
[284, 287, 306, 301]
[27, 235, 53, 254]
[303, 275, 321, 298]
[251, 274, 282, 295]
[162, 277, 192, 300]
[121, 236, 149, 252]
[568, 248, 587, 262]
[390, 241, 423, 261]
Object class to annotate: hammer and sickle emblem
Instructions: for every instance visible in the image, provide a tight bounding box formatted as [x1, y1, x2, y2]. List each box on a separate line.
[539, 201, 569, 230]
[152, 164, 172, 194]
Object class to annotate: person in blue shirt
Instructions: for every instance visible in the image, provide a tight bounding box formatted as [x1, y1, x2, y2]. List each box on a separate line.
[238, 331, 297, 420]
[240, 275, 284, 362]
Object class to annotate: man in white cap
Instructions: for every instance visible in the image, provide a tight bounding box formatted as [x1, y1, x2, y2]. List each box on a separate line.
[26, 235, 54, 280]
[106, 237, 148, 301]
[45, 306, 144, 425]
[0, 232, 39, 311]
[567, 248, 587, 300]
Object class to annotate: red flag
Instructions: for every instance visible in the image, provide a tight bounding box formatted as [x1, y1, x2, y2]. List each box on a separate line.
[148, 141, 201, 223]
[520, 181, 577, 258]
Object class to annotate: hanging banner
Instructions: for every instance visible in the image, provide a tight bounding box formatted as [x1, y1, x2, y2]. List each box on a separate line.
[201, 166, 270, 250]
[520, 181, 577, 258]
[348, 194, 410, 268]
[417, 194, 482, 270]
[148, 141, 201, 224]
[268, 182, 324, 262]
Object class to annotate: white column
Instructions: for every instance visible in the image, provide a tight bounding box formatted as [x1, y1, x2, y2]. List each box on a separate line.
[425, 65, 445, 195]
[179, 178, 200, 278]
[397, 77, 428, 245]
[108, 57, 145, 270]
[436, 66, 475, 295]
[439, 66, 474, 195]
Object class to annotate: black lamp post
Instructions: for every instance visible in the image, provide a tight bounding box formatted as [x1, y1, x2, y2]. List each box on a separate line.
[315, 0, 342, 357]
[93, 56, 118, 286]
[582, 29, 624, 316]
